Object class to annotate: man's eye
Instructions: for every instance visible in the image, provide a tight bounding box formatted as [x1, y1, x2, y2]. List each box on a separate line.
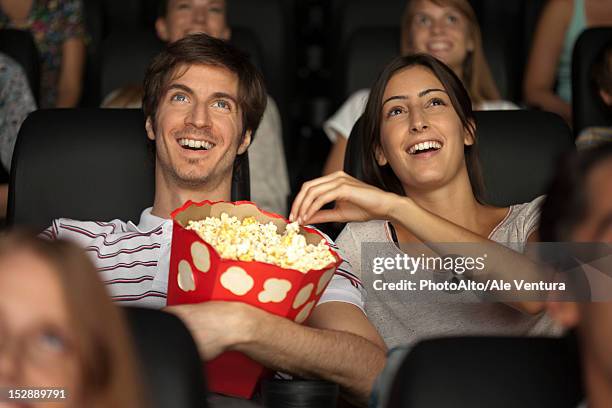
[171, 94, 188, 103]
[212, 100, 231, 110]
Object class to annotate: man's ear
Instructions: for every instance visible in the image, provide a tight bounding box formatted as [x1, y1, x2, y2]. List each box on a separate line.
[464, 119, 476, 146]
[375, 145, 388, 166]
[238, 130, 252, 155]
[145, 117, 156, 141]
[599, 89, 612, 106]
[155, 18, 170, 42]
[546, 301, 580, 329]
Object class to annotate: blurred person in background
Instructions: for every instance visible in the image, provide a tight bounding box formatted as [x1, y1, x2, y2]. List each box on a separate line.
[0, 0, 86, 108]
[523, 0, 612, 124]
[323, 0, 516, 175]
[0, 233, 147, 408]
[576, 41, 612, 149]
[0, 52, 36, 218]
[103, 0, 290, 217]
[541, 144, 612, 408]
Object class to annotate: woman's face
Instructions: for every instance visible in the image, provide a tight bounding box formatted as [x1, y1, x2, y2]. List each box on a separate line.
[407, 0, 474, 73]
[377, 65, 473, 193]
[0, 250, 80, 408]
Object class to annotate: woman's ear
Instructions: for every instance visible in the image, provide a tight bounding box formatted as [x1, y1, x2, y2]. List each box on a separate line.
[464, 119, 476, 146]
[155, 18, 169, 42]
[375, 145, 388, 166]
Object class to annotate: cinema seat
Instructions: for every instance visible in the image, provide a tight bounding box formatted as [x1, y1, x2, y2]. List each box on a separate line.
[0, 28, 40, 103]
[384, 336, 583, 408]
[7, 108, 250, 230]
[344, 110, 574, 207]
[124, 307, 207, 408]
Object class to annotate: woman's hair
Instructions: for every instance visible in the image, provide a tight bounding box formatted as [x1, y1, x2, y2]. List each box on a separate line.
[0, 233, 147, 408]
[540, 143, 612, 242]
[400, 0, 501, 105]
[359, 53, 485, 201]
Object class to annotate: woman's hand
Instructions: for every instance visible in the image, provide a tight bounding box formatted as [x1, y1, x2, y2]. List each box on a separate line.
[290, 171, 403, 225]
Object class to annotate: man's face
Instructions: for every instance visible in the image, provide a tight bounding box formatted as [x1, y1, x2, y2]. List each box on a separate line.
[156, 0, 230, 43]
[145, 63, 250, 190]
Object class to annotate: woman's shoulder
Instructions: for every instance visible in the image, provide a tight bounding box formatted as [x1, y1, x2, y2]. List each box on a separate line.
[489, 196, 545, 242]
[477, 100, 519, 111]
[341, 220, 389, 240]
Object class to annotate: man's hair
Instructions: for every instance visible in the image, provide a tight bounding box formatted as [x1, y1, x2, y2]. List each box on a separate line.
[142, 33, 267, 140]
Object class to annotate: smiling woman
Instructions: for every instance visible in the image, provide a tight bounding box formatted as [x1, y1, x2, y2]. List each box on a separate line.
[291, 54, 560, 352]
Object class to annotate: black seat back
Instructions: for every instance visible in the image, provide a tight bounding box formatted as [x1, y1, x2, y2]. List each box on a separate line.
[345, 110, 574, 207]
[386, 336, 583, 408]
[572, 27, 612, 136]
[8, 108, 249, 230]
[124, 307, 208, 408]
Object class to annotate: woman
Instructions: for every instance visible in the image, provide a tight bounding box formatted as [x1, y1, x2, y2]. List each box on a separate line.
[292, 54, 558, 349]
[0, 233, 147, 408]
[323, 0, 516, 175]
[0, 0, 86, 107]
[523, 0, 612, 124]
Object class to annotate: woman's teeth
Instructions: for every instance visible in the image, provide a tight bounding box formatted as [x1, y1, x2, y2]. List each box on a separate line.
[409, 141, 442, 154]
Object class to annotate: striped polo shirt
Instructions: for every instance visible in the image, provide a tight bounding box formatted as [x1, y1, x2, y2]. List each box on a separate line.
[43, 208, 365, 311]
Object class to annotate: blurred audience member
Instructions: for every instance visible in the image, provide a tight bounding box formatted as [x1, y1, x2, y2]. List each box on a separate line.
[0, 233, 147, 408]
[104, 0, 289, 216]
[576, 42, 612, 149]
[523, 0, 612, 124]
[542, 144, 612, 408]
[0, 0, 86, 108]
[323, 0, 516, 175]
[0, 52, 36, 218]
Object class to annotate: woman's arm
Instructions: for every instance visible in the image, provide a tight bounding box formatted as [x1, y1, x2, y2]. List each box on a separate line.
[523, 0, 573, 122]
[291, 172, 551, 314]
[323, 135, 348, 176]
[55, 37, 85, 107]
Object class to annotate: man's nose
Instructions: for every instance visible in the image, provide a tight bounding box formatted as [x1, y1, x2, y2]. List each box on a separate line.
[186, 103, 211, 129]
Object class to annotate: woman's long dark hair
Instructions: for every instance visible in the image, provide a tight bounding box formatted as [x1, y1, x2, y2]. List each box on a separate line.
[359, 53, 485, 202]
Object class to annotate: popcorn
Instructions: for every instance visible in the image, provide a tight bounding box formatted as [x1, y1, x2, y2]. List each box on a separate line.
[185, 213, 336, 273]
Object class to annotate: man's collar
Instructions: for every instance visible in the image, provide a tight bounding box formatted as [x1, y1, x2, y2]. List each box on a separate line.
[127, 207, 170, 233]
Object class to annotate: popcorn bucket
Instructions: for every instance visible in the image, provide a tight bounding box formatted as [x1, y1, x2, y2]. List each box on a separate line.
[167, 200, 342, 398]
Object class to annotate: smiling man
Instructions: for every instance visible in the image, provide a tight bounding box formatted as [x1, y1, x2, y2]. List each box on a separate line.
[45, 34, 386, 407]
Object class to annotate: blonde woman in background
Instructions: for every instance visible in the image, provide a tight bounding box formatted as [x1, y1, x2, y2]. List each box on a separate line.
[0, 233, 147, 408]
[323, 0, 516, 175]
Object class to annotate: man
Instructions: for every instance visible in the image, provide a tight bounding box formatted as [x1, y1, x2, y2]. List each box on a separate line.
[541, 144, 612, 408]
[104, 0, 290, 216]
[45, 34, 386, 406]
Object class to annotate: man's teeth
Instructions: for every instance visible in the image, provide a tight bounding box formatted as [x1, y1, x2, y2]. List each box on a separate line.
[409, 141, 442, 154]
[178, 138, 214, 150]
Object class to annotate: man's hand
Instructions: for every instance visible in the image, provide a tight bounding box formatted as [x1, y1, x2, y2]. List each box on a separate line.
[164, 301, 263, 360]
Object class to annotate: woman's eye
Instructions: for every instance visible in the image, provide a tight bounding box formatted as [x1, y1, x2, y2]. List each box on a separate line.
[429, 98, 446, 107]
[175, 1, 191, 10]
[209, 6, 224, 13]
[446, 14, 459, 24]
[387, 107, 404, 117]
[171, 94, 188, 103]
[37, 331, 68, 353]
[414, 15, 431, 27]
[212, 100, 231, 110]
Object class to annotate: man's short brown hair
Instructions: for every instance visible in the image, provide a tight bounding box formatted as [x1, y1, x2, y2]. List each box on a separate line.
[142, 33, 267, 139]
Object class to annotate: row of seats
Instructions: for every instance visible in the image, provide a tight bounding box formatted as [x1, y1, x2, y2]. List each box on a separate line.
[127, 305, 583, 408]
[8, 109, 571, 229]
